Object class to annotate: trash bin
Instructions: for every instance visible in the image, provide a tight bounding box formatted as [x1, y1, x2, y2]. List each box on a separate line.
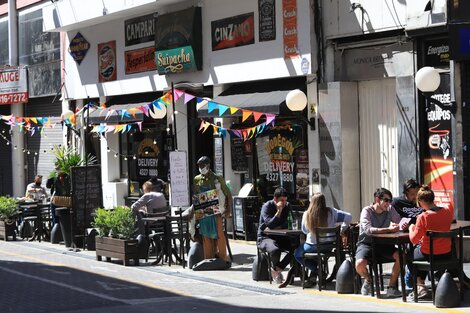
[232, 184, 261, 241]
[56, 207, 72, 247]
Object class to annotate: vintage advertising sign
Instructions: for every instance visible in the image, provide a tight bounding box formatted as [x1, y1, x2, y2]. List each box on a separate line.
[211, 13, 254, 51]
[98, 41, 117, 82]
[155, 7, 202, 75]
[0, 66, 28, 105]
[136, 138, 160, 178]
[192, 189, 219, 220]
[125, 46, 157, 74]
[282, 0, 299, 59]
[259, 0, 276, 42]
[295, 148, 309, 200]
[423, 73, 454, 212]
[68, 32, 90, 65]
[125, 13, 156, 46]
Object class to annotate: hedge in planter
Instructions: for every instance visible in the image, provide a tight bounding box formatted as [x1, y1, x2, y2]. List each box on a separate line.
[93, 206, 139, 266]
[0, 196, 18, 241]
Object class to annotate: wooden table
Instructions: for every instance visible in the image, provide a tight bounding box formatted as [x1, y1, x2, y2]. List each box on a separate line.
[263, 228, 302, 288]
[370, 219, 470, 302]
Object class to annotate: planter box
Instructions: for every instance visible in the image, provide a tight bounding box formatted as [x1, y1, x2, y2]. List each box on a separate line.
[95, 236, 139, 266]
[0, 220, 17, 241]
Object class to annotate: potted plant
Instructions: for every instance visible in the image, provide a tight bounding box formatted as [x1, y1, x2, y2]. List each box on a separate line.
[93, 206, 139, 266]
[0, 196, 18, 241]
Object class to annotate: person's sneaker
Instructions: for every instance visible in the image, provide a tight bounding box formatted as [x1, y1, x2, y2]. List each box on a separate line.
[361, 280, 371, 295]
[271, 268, 284, 284]
[303, 274, 317, 288]
[408, 286, 431, 301]
[386, 286, 402, 298]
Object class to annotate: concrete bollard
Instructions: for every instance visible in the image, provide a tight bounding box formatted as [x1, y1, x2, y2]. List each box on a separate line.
[336, 259, 355, 294]
[435, 272, 460, 308]
[50, 223, 62, 244]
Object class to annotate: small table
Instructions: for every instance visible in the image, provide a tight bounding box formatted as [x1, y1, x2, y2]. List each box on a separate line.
[263, 228, 302, 288]
[18, 202, 50, 242]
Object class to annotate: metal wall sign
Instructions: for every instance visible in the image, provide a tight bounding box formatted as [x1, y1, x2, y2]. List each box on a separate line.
[69, 32, 90, 65]
[423, 38, 449, 68]
[98, 41, 117, 82]
[125, 46, 157, 74]
[0, 66, 28, 105]
[154, 7, 202, 74]
[259, 0, 276, 42]
[125, 13, 156, 46]
[211, 13, 255, 51]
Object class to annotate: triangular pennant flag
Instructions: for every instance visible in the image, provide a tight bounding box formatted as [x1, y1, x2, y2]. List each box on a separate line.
[36, 117, 43, 125]
[213, 126, 219, 135]
[129, 108, 137, 118]
[106, 125, 115, 133]
[137, 121, 142, 132]
[199, 120, 205, 131]
[183, 93, 196, 104]
[142, 105, 150, 117]
[253, 112, 263, 122]
[201, 122, 210, 134]
[208, 101, 218, 114]
[30, 118, 38, 124]
[152, 100, 162, 110]
[1, 115, 12, 121]
[242, 110, 252, 122]
[30, 128, 36, 136]
[218, 105, 229, 116]
[105, 110, 113, 121]
[229, 107, 239, 115]
[220, 128, 227, 139]
[265, 114, 276, 125]
[160, 92, 172, 105]
[173, 88, 184, 102]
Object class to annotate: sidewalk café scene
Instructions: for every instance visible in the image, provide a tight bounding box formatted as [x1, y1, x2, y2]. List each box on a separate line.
[2, 1, 470, 311]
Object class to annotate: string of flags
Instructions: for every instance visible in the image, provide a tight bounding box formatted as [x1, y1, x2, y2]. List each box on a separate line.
[0, 89, 277, 141]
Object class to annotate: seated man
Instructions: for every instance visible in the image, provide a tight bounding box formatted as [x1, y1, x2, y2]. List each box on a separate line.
[392, 179, 423, 225]
[26, 175, 47, 200]
[257, 187, 293, 284]
[131, 181, 168, 236]
[355, 187, 405, 298]
[408, 185, 453, 299]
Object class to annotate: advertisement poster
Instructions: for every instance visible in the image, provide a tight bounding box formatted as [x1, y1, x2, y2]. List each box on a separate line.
[423, 73, 454, 212]
[125, 46, 157, 74]
[282, 0, 299, 59]
[192, 189, 219, 220]
[136, 138, 160, 178]
[295, 148, 309, 200]
[211, 13, 255, 51]
[0, 66, 28, 105]
[125, 13, 156, 46]
[68, 32, 90, 65]
[261, 128, 303, 196]
[259, 0, 276, 42]
[98, 41, 117, 82]
[154, 7, 202, 74]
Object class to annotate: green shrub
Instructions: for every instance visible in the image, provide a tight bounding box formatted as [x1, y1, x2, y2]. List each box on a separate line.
[92, 206, 136, 240]
[0, 196, 18, 223]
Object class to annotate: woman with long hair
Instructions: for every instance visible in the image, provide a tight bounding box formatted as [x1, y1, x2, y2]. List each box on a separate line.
[294, 193, 352, 287]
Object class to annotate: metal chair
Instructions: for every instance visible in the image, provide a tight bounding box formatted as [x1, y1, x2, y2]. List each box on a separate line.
[301, 225, 341, 291]
[166, 210, 189, 268]
[411, 227, 464, 304]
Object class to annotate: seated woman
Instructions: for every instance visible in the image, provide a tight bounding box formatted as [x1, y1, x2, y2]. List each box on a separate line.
[408, 185, 453, 299]
[131, 181, 168, 236]
[294, 193, 352, 287]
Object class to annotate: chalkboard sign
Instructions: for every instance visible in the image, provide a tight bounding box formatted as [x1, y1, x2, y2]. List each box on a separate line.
[231, 137, 248, 172]
[71, 165, 102, 234]
[169, 151, 190, 207]
[214, 137, 224, 176]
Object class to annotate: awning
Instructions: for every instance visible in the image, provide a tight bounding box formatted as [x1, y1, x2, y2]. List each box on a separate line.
[87, 103, 146, 125]
[198, 90, 290, 117]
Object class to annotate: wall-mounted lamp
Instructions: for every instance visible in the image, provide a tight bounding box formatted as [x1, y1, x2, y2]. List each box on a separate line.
[286, 89, 315, 130]
[415, 66, 456, 114]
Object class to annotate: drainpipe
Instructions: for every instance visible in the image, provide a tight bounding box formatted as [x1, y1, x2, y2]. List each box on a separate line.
[8, 0, 25, 197]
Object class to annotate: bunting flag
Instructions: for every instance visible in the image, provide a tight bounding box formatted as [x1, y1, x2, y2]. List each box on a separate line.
[199, 116, 275, 142]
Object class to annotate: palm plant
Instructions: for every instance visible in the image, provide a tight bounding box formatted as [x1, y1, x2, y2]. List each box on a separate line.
[51, 145, 97, 176]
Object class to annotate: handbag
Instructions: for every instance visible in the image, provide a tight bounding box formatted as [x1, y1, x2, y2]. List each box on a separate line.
[51, 195, 72, 207]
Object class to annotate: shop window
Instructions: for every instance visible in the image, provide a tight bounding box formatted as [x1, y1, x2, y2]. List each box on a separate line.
[120, 122, 168, 197]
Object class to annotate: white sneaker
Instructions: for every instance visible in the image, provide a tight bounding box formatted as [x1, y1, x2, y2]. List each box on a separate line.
[361, 280, 371, 295]
[271, 268, 284, 284]
[386, 286, 402, 298]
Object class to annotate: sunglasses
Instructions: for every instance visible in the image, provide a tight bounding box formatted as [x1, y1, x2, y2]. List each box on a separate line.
[381, 197, 392, 203]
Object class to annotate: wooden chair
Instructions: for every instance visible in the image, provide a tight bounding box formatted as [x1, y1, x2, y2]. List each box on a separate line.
[411, 227, 464, 304]
[301, 225, 341, 291]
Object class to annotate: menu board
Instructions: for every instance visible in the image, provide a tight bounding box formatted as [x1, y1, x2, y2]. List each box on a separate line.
[71, 166, 102, 233]
[214, 137, 224, 176]
[169, 151, 190, 207]
[231, 137, 248, 172]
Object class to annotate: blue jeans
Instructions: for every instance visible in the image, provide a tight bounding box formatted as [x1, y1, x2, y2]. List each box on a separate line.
[295, 242, 318, 273]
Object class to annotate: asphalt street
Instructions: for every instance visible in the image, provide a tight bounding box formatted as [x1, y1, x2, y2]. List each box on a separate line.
[0, 239, 469, 313]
